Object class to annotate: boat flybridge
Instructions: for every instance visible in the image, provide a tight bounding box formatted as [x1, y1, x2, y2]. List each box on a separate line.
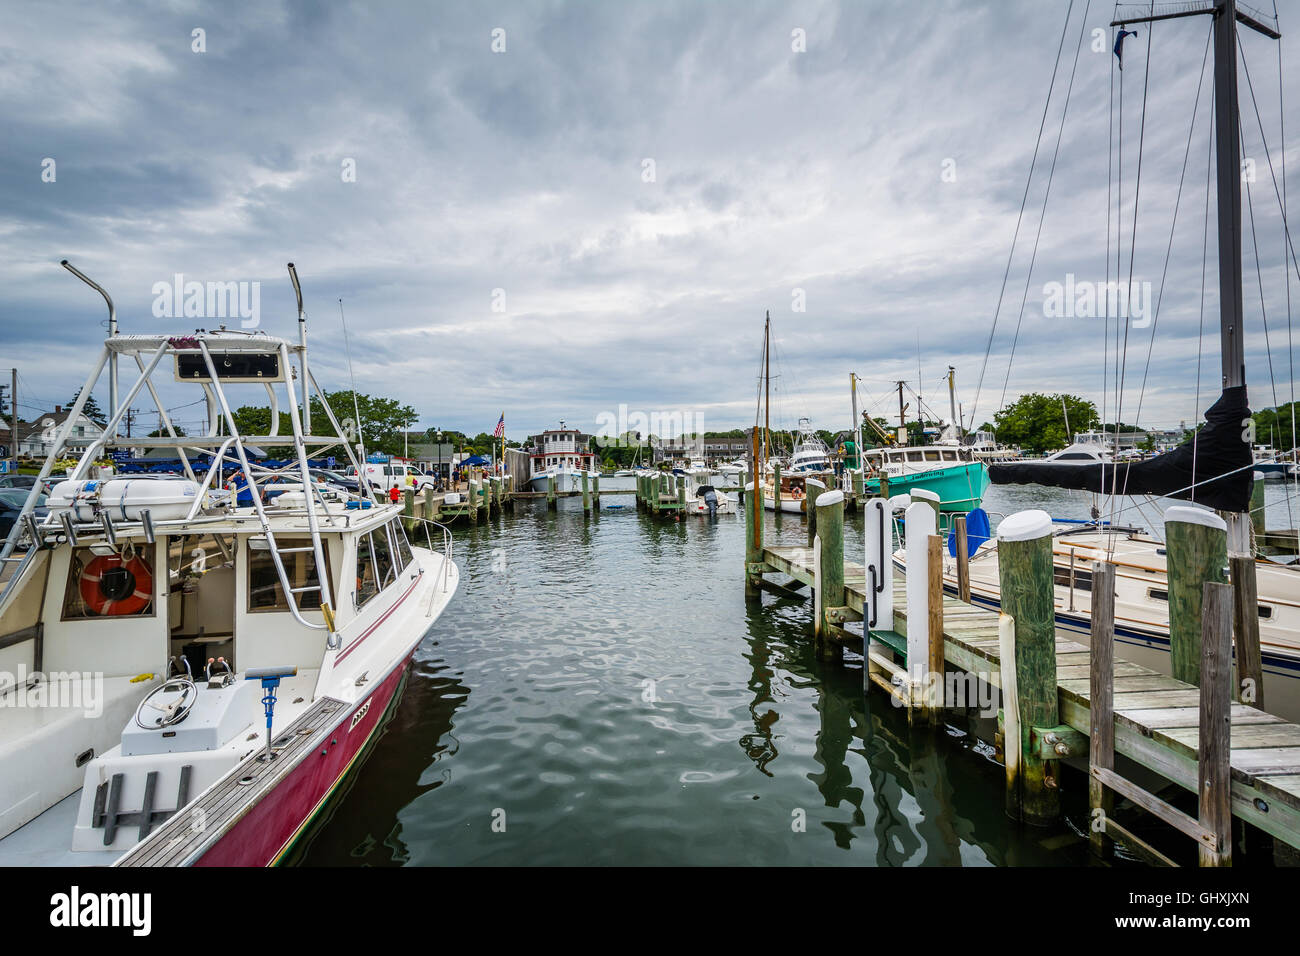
[0, 262, 458, 867]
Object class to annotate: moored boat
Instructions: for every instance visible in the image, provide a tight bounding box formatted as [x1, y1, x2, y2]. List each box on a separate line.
[0, 263, 458, 866]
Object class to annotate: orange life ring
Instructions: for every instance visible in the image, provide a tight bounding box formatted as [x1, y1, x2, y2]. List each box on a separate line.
[80, 553, 153, 616]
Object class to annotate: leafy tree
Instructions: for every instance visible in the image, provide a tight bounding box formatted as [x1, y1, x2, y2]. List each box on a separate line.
[146, 425, 188, 438]
[992, 393, 1099, 454]
[1252, 402, 1299, 453]
[309, 390, 417, 457]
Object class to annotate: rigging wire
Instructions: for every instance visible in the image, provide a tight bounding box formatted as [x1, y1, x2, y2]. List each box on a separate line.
[967, 0, 1077, 433]
[997, 0, 1094, 419]
[1109, 10, 1155, 540]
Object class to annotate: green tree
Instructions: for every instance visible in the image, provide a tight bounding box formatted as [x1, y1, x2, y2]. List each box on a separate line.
[310, 390, 417, 457]
[992, 393, 1099, 455]
[1252, 402, 1299, 453]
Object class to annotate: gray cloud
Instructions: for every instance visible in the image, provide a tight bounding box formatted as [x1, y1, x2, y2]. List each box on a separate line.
[0, 0, 1296, 443]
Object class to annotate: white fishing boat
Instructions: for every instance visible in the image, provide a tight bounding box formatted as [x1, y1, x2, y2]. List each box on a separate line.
[789, 420, 832, 473]
[0, 262, 458, 866]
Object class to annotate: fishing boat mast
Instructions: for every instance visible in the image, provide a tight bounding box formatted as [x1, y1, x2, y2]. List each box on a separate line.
[1111, 0, 1281, 553]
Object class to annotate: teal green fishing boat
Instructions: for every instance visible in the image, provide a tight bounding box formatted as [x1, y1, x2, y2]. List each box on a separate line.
[864, 455, 990, 513]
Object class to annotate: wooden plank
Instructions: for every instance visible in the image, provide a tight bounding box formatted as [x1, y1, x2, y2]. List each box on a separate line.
[1128, 705, 1286, 729]
[955, 515, 971, 603]
[927, 534, 944, 716]
[1161, 723, 1300, 749]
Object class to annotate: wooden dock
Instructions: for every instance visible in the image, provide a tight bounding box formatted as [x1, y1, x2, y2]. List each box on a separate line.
[746, 485, 1300, 864]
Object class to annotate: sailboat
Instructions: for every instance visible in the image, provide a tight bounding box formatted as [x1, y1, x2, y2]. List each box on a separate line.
[895, 2, 1300, 720]
[0, 263, 459, 864]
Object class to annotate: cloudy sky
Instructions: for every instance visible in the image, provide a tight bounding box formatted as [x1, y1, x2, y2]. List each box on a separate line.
[1, 0, 1297, 443]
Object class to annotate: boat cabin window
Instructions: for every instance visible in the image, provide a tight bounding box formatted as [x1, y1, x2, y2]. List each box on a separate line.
[906, 451, 923, 463]
[248, 537, 332, 613]
[1057, 453, 1095, 461]
[392, 519, 414, 569]
[924, 450, 941, 462]
[62, 545, 156, 621]
[355, 526, 396, 609]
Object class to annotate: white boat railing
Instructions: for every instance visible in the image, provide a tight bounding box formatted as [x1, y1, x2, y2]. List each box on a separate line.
[406, 515, 455, 593]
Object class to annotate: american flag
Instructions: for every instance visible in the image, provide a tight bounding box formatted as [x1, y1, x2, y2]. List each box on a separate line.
[493, 413, 505, 438]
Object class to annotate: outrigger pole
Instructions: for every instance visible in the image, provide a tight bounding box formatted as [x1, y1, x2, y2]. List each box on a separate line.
[61, 260, 117, 436]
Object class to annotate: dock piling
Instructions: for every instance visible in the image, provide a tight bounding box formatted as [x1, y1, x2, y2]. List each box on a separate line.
[996, 509, 1060, 826]
[904, 501, 937, 707]
[1165, 507, 1228, 686]
[547, 474, 556, 510]
[582, 471, 591, 515]
[814, 489, 845, 662]
[1230, 554, 1264, 709]
[1199, 580, 1234, 867]
[1088, 560, 1116, 860]
[805, 477, 826, 547]
[954, 514, 970, 603]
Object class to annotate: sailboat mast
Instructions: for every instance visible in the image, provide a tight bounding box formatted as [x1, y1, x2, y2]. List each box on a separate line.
[1112, 0, 1280, 553]
[1213, 0, 1246, 392]
[897, 381, 906, 436]
[763, 311, 770, 474]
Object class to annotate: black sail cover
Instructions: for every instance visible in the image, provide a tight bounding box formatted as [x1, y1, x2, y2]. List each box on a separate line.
[988, 386, 1253, 512]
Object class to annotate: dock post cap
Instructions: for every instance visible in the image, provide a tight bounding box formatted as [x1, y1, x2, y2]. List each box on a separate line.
[805, 477, 827, 490]
[743, 480, 755, 491]
[816, 489, 844, 507]
[1163, 505, 1226, 530]
[996, 509, 1053, 542]
[910, 487, 940, 503]
[887, 493, 911, 511]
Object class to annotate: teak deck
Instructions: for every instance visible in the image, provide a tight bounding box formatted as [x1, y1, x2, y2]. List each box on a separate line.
[761, 543, 1300, 850]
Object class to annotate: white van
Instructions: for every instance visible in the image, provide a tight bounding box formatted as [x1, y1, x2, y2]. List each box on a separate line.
[347, 462, 436, 492]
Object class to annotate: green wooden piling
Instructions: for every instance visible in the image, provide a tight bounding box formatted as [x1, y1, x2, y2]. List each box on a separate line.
[814, 490, 845, 661]
[403, 488, 415, 531]
[773, 463, 782, 512]
[582, 470, 591, 515]
[996, 509, 1059, 826]
[547, 474, 556, 510]
[1165, 507, 1228, 686]
[468, 480, 479, 524]
[593, 474, 600, 509]
[424, 486, 435, 523]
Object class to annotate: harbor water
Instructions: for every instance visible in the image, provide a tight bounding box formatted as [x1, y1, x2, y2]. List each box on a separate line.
[300, 480, 1299, 866]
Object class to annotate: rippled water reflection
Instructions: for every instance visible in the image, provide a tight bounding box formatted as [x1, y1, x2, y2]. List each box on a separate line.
[303, 481, 1260, 866]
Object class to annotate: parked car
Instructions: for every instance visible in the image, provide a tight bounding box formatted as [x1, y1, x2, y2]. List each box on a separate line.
[0, 473, 55, 494]
[0, 488, 49, 543]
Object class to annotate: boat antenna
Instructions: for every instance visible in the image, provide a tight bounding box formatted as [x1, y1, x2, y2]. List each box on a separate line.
[287, 263, 311, 433]
[61, 260, 117, 436]
[337, 298, 367, 466]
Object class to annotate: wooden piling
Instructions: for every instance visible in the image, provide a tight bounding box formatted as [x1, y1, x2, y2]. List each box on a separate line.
[773, 463, 782, 512]
[954, 514, 971, 603]
[546, 474, 556, 511]
[996, 509, 1059, 826]
[1165, 507, 1228, 686]
[805, 478, 826, 547]
[593, 474, 600, 509]
[1251, 473, 1266, 540]
[1200, 580, 1234, 867]
[403, 488, 415, 530]
[1088, 560, 1116, 859]
[1230, 554, 1264, 710]
[814, 489, 844, 661]
[424, 486, 435, 523]
[582, 471, 591, 515]
[925, 533, 945, 721]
